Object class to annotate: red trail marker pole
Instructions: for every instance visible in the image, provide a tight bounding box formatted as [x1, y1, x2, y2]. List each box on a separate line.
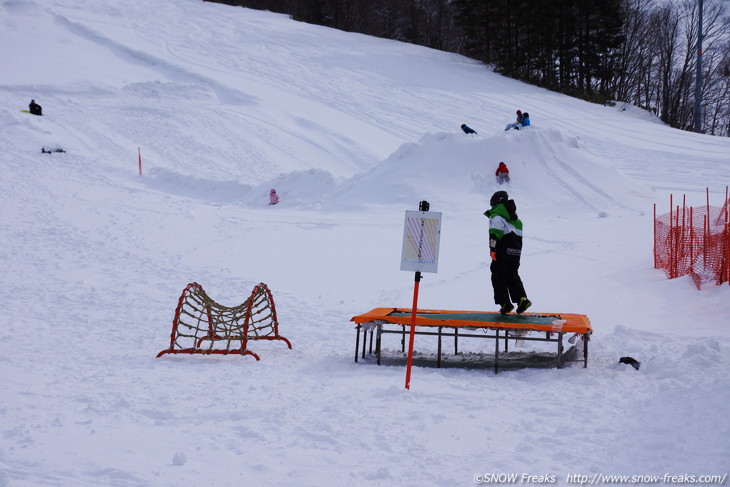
[138, 147, 142, 176]
[404, 271, 421, 390]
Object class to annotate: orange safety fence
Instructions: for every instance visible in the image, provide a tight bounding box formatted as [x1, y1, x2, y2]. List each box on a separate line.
[654, 187, 730, 289]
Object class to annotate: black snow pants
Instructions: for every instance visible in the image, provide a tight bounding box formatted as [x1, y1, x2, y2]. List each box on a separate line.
[490, 259, 526, 305]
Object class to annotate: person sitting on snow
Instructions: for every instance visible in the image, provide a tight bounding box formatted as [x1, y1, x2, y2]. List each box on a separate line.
[495, 162, 510, 184]
[269, 189, 280, 205]
[521, 112, 530, 127]
[29, 99, 42, 116]
[505, 110, 524, 131]
[461, 124, 478, 135]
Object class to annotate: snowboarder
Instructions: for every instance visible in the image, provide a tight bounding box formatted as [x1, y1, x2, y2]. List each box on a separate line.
[269, 188, 279, 205]
[484, 190, 531, 314]
[461, 124, 477, 135]
[504, 110, 523, 131]
[29, 99, 42, 116]
[495, 162, 510, 184]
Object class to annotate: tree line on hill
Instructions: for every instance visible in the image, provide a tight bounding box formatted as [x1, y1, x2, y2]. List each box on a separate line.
[208, 0, 729, 136]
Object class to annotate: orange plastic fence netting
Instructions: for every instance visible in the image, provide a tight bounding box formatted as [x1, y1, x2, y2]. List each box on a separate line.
[654, 188, 730, 289]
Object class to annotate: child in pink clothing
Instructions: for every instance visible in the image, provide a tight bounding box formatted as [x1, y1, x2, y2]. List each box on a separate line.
[269, 189, 280, 205]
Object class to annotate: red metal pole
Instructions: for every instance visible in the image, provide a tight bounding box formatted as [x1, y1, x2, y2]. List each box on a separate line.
[725, 222, 730, 284]
[725, 186, 730, 284]
[689, 206, 694, 267]
[653, 204, 657, 268]
[669, 195, 674, 278]
[706, 187, 710, 244]
[674, 204, 680, 278]
[677, 194, 687, 273]
[138, 147, 142, 176]
[404, 272, 421, 390]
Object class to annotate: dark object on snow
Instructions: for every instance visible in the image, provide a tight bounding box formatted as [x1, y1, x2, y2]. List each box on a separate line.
[461, 124, 477, 135]
[619, 356, 641, 370]
[29, 99, 42, 116]
[42, 147, 66, 154]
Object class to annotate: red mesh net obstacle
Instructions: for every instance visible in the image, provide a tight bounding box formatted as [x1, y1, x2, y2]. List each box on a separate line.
[654, 188, 730, 289]
[156, 282, 292, 359]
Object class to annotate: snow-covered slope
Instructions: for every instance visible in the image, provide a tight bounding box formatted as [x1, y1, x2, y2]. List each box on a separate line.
[1, 0, 729, 486]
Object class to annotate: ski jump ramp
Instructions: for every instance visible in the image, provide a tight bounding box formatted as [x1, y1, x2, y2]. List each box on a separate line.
[350, 308, 592, 373]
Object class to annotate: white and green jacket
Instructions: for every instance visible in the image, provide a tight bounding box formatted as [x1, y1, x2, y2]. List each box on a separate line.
[484, 200, 523, 262]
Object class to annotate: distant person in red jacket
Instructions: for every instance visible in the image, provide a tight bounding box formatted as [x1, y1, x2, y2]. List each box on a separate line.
[269, 188, 280, 205]
[495, 162, 510, 184]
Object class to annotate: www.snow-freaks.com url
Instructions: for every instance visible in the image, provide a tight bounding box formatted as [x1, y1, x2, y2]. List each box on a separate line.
[472, 473, 728, 485]
[564, 474, 728, 485]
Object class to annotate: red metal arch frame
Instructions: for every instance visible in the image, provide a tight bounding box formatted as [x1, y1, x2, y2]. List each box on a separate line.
[156, 282, 291, 359]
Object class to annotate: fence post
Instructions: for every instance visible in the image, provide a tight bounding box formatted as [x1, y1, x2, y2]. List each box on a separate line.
[689, 206, 694, 268]
[668, 201, 672, 278]
[653, 204, 657, 268]
[725, 186, 730, 284]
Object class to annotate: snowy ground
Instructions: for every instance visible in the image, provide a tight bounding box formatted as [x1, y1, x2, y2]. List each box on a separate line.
[1, 0, 729, 486]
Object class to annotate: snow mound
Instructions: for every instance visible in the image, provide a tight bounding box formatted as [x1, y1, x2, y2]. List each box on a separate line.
[326, 127, 653, 214]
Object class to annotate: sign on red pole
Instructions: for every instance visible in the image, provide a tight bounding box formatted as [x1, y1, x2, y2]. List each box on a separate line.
[400, 201, 442, 389]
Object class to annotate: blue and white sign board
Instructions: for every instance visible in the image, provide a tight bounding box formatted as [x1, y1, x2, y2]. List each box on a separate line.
[400, 210, 442, 273]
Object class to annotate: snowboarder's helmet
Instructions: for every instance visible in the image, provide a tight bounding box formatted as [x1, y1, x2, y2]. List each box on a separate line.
[270, 189, 276, 193]
[490, 190, 509, 207]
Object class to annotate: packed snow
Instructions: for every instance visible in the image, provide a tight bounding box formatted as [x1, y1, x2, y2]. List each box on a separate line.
[1, 0, 729, 486]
